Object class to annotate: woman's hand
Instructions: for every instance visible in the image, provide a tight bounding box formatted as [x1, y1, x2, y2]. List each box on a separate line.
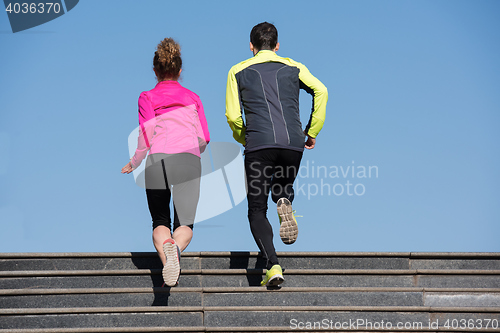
[121, 161, 135, 174]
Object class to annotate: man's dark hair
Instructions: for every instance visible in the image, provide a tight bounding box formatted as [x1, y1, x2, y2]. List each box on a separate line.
[250, 22, 278, 51]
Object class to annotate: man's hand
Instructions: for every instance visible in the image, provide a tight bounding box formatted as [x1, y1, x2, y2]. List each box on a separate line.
[305, 134, 316, 150]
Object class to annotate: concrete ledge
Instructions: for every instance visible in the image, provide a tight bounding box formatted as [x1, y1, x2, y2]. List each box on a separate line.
[3, 305, 500, 315]
[0, 306, 203, 315]
[1, 328, 204, 333]
[202, 305, 500, 313]
[3, 326, 500, 333]
[0, 269, 159, 277]
[3, 286, 500, 296]
[3, 268, 500, 278]
[1, 329, 205, 333]
[410, 252, 500, 258]
[2, 251, 499, 259]
[2, 326, 500, 333]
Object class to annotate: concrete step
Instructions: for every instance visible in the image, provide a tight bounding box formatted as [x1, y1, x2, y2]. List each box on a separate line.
[0, 289, 201, 308]
[1, 252, 499, 332]
[1, 306, 500, 331]
[2, 269, 499, 289]
[2, 252, 499, 271]
[0, 252, 410, 271]
[202, 308, 500, 331]
[2, 287, 499, 308]
[0, 308, 203, 330]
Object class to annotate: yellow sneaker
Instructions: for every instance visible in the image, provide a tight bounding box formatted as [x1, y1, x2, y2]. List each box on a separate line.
[261, 264, 284, 287]
[277, 198, 299, 244]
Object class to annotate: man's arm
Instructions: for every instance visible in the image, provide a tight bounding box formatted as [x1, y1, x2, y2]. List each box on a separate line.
[225, 68, 246, 145]
[296, 63, 328, 139]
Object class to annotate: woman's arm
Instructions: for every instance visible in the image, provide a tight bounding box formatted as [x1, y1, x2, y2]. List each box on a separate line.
[196, 98, 210, 144]
[130, 92, 155, 168]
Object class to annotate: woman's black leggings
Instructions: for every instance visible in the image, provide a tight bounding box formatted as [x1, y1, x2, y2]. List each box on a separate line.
[145, 153, 201, 231]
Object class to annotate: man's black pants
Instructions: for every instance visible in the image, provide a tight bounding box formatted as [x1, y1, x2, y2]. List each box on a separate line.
[244, 148, 303, 269]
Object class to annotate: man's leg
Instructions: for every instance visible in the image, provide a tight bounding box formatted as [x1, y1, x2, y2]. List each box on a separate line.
[245, 149, 279, 270]
[270, 149, 303, 203]
[271, 149, 303, 244]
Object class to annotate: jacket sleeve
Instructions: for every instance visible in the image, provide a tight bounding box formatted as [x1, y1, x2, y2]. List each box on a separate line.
[196, 97, 210, 144]
[296, 63, 328, 138]
[225, 67, 246, 145]
[130, 92, 155, 168]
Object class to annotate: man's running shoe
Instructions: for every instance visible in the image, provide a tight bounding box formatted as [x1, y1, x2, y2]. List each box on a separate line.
[261, 264, 284, 287]
[162, 238, 180, 287]
[277, 197, 299, 244]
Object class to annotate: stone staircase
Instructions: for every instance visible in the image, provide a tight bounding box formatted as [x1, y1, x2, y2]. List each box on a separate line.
[1, 251, 499, 332]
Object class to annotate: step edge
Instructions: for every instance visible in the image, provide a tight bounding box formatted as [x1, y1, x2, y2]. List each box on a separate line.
[204, 305, 500, 312]
[410, 252, 500, 259]
[1, 327, 499, 333]
[0, 287, 202, 295]
[3, 268, 500, 278]
[3, 286, 500, 296]
[2, 251, 499, 259]
[0, 327, 205, 333]
[0, 306, 203, 315]
[3, 305, 500, 316]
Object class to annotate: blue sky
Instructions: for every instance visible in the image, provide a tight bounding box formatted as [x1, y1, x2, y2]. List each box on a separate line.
[1, 0, 499, 254]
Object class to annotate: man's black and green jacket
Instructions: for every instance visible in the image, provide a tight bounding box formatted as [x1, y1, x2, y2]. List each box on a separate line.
[225, 50, 328, 153]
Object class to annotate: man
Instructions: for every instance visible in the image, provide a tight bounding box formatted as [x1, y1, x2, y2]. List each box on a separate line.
[225, 22, 328, 287]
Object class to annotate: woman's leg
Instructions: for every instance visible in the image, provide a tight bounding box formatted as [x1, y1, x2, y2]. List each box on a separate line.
[145, 154, 174, 266]
[164, 154, 201, 252]
[172, 225, 193, 252]
[163, 155, 199, 287]
[152, 225, 171, 266]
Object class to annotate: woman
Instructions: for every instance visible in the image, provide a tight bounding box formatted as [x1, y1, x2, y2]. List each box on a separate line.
[121, 38, 210, 287]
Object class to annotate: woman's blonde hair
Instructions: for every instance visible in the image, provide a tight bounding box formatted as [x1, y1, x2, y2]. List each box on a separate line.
[153, 38, 182, 81]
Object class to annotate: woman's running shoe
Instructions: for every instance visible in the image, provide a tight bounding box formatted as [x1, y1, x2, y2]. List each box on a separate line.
[162, 238, 181, 287]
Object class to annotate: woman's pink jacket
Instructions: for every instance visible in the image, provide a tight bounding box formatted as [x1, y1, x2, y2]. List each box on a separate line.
[130, 81, 210, 168]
